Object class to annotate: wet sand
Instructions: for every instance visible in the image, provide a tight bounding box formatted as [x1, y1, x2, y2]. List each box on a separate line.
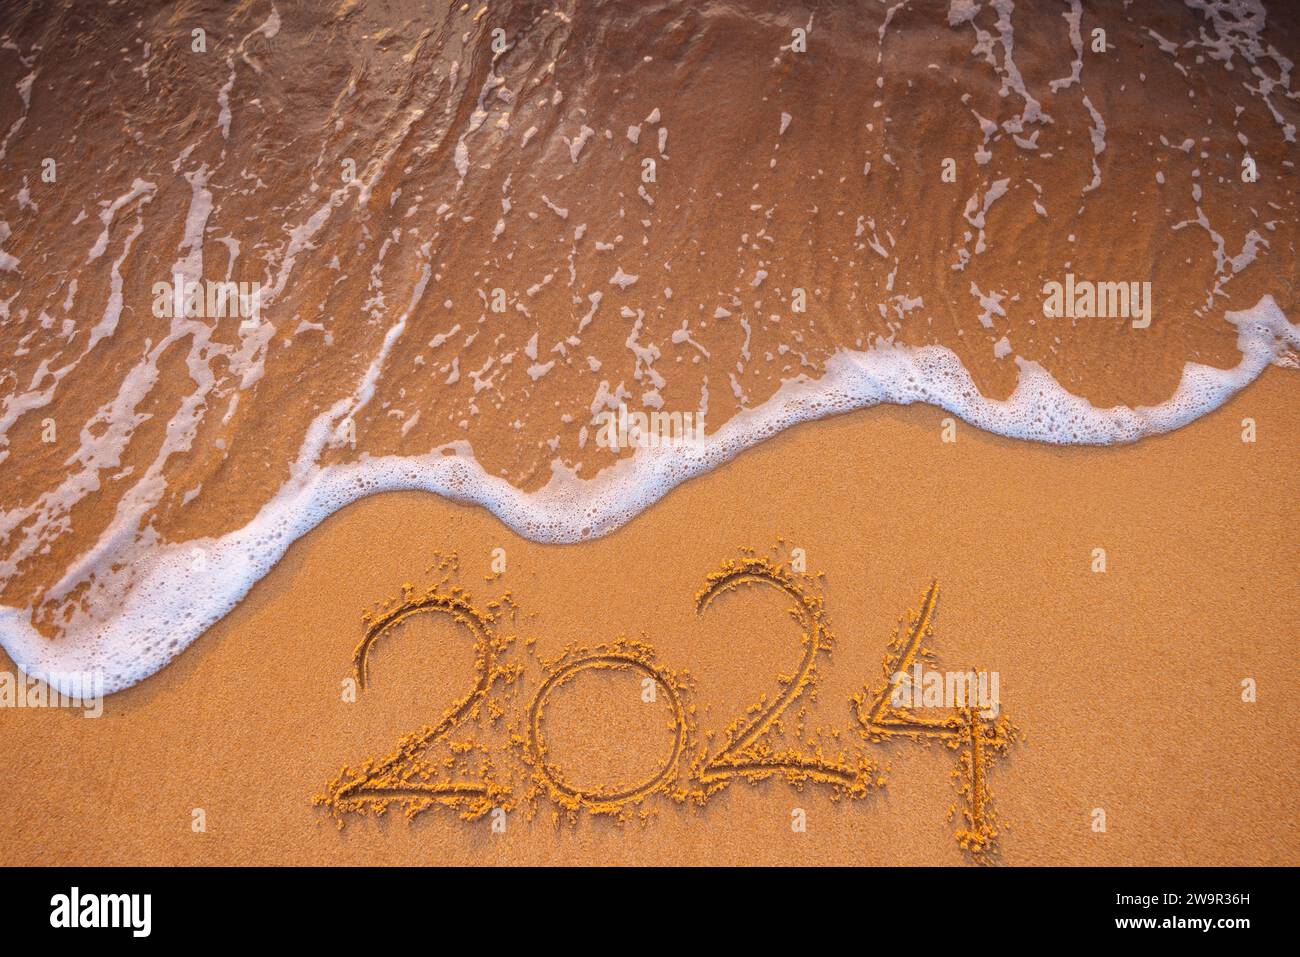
[1, 369, 1295, 866]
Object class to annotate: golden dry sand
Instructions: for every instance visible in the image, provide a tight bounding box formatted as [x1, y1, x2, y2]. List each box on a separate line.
[1, 371, 1296, 866]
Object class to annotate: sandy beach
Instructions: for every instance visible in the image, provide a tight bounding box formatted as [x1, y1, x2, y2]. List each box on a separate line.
[2, 367, 1294, 867]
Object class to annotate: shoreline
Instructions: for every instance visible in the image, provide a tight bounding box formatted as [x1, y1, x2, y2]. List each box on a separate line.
[3, 298, 1297, 696]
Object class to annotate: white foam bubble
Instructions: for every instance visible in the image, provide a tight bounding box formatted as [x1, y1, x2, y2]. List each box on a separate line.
[2, 296, 1295, 697]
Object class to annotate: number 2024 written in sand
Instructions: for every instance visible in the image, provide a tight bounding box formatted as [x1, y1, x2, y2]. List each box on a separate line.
[314, 551, 1019, 860]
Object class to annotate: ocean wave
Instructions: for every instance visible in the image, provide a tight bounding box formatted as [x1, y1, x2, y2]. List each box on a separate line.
[2, 295, 1294, 695]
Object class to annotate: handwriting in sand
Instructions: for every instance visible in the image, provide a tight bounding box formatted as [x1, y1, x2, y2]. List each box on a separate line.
[314, 551, 1019, 860]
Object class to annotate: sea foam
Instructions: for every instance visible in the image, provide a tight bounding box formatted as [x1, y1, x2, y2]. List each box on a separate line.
[1, 295, 1295, 696]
